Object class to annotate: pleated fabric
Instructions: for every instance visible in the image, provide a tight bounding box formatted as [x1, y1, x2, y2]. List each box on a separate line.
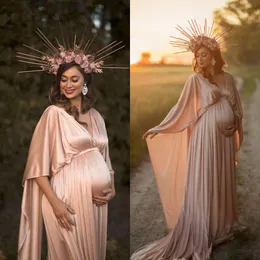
[18, 105, 114, 260]
[131, 72, 243, 260]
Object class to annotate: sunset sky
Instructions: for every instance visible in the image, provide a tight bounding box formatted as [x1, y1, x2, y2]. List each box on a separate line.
[131, 0, 229, 64]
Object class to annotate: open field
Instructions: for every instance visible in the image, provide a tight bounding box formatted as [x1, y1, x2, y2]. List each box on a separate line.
[130, 65, 191, 168]
[130, 65, 260, 169]
[131, 66, 260, 259]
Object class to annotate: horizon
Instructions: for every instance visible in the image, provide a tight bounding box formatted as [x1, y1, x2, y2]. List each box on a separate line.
[131, 0, 229, 64]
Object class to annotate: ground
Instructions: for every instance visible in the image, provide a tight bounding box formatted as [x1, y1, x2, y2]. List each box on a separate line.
[130, 77, 260, 260]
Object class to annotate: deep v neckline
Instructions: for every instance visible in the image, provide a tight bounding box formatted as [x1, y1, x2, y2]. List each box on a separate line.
[55, 106, 95, 139]
[197, 73, 224, 92]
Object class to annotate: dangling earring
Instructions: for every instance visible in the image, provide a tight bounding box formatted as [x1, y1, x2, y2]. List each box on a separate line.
[82, 83, 88, 95]
[211, 58, 216, 66]
[60, 90, 63, 95]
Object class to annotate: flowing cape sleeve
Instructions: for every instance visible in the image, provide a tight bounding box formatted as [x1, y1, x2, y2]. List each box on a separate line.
[101, 133, 115, 176]
[100, 118, 115, 175]
[18, 106, 67, 260]
[144, 74, 204, 229]
[94, 110, 115, 175]
[228, 74, 243, 165]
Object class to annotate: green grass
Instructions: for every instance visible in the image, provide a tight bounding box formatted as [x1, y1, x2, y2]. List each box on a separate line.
[130, 65, 192, 168]
[106, 238, 129, 259]
[228, 65, 260, 96]
[130, 65, 260, 170]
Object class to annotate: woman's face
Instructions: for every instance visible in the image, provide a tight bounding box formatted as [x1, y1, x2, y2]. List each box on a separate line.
[60, 66, 85, 99]
[195, 46, 213, 69]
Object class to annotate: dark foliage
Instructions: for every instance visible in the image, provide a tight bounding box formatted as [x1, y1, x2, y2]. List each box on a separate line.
[0, 0, 129, 258]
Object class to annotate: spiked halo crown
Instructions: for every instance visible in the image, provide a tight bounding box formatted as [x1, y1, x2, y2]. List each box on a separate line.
[169, 19, 231, 54]
[16, 23, 128, 75]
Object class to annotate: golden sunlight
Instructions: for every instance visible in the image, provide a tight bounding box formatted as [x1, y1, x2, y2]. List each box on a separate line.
[131, 0, 228, 65]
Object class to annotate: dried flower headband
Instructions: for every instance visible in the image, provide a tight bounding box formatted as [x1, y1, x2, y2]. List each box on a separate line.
[16, 24, 128, 75]
[41, 45, 103, 75]
[169, 19, 231, 54]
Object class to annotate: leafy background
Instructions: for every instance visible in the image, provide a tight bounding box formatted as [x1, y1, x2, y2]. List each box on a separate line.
[0, 0, 129, 259]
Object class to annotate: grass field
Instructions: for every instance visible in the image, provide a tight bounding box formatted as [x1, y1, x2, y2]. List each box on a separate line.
[130, 65, 192, 169]
[130, 64, 260, 169]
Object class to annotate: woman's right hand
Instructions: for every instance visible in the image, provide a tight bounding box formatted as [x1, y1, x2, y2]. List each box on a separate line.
[35, 176, 76, 231]
[52, 199, 76, 231]
[223, 124, 237, 136]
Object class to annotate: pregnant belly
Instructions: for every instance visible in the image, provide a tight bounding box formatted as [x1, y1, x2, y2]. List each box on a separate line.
[213, 98, 235, 132]
[89, 152, 111, 197]
[51, 150, 111, 200]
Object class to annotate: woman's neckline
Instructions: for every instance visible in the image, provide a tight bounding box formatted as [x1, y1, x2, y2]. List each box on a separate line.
[54, 104, 93, 116]
[196, 71, 225, 78]
[53, 105, 94, 137]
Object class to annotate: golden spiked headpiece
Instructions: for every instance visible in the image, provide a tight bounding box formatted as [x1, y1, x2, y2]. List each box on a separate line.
[170, 19, 231, 54]
[16, 23, 128, 74]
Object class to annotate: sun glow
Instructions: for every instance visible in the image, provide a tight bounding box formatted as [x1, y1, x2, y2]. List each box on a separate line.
[131, 0, 228, 65]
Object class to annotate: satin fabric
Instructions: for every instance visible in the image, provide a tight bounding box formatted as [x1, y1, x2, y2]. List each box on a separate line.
[18, 105, 114, 260]
[131, 72, 243, 260]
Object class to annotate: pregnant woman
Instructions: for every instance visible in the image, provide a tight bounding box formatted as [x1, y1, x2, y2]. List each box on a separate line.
[17, 28, 125, 260]
[131, 20, 243, 260]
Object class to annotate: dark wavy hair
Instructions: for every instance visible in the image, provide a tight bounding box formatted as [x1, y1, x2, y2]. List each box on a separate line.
[49, 62, 97, 127]
[192, 45, 226, 85]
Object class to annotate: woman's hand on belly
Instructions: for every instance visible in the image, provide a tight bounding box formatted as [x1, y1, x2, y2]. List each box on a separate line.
[223, 113, 239, 136]
[92, 188, 116, 206]
[223, 124, 237, 136]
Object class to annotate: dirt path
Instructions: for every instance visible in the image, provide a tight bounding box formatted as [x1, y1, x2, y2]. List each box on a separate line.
[130, 77, 260, 259]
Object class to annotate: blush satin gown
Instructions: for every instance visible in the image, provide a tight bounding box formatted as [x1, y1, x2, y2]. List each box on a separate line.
[131, 72, 243, 260]
[18, 105, 114, 260]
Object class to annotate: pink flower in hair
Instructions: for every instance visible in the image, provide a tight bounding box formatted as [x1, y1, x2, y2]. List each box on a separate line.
[84, 67, 91, 73]
[90, 63, 96, 69]
[82, 55, 88, 62]
[60, 52, 66, 58]
[47, 57, 55, 63]
[24, 42, 107, 74]
[55, 57, 63, 65]
[52, 64, 59, 72]
[202, 37, 208, 46]
[213, 41, 219, 49]
[74, 55, 82, 64]
[86, 54, 94, 63]
[58, 45, 65, 52]
[65, 55, 73, 63]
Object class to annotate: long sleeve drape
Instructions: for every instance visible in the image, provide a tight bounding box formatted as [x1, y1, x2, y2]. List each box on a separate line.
[144, 73, 243, 229]
[144, 74, 204, 229]
[228, 75, 243, 164]
[145, 74, 202, 135]
[91, 109, 115, 176]
[18, 106, 96, 260]
[18, 107, 65, 260]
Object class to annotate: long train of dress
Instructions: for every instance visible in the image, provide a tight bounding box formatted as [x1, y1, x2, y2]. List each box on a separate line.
[131, 72, 243, 260]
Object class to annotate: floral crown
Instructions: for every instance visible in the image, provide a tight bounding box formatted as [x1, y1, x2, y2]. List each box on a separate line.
[17, 24, 128, 75]
[41, 45, 104, 75]
[170, 19, 231, 54]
